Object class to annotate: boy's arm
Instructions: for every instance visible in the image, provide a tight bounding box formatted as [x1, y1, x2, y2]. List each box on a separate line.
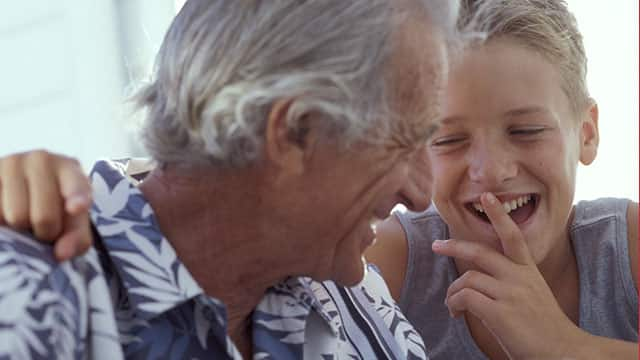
[626, 201, 638, 287]
[573, 334, 638, 359]
[364, 215, 409, 301]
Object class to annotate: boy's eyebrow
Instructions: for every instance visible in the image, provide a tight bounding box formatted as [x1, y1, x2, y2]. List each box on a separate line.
[439, 115, 464, 126]
[438, 106, 551, 127]
[503, 106, 551, 118]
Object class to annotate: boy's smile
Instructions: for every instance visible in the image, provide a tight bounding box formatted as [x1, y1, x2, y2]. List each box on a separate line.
[465, 193, 539, 225]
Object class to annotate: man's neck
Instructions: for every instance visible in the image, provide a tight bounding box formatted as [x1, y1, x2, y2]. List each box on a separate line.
[137, 164, 302, 340]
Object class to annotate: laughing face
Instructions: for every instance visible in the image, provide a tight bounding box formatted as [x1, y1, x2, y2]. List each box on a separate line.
[276, 23, 449, 287]
[429, 38, 598, 264]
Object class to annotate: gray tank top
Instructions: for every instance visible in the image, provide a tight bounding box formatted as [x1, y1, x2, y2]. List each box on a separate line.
[395, 198, 638, 359]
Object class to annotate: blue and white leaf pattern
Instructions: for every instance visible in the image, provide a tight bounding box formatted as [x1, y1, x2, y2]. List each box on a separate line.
[0, 159, 428, 359]
[0, 227, 123, 359]
[358, 267, 429, 359]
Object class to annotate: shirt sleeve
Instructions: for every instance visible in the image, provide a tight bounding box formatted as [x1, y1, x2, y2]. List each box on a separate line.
[0, 226, 120, 359]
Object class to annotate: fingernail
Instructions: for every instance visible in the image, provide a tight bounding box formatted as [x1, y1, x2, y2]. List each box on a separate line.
[432, 239, 447, 249]
[66, 194, 90, 212]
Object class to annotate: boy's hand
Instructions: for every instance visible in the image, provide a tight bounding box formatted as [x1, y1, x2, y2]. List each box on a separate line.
[432, 192, 586, 359]
[0, 150, 93, 261]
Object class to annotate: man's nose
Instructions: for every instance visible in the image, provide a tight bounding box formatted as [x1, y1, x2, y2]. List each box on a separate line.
[468, 141, 517, 186]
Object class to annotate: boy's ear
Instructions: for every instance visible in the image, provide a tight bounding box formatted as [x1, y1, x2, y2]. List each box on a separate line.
[264, 99, 312, 178]
[579, 101, 599, 166]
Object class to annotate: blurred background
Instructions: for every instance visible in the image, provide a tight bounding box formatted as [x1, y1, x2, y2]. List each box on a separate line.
[0, 0, 637, 202]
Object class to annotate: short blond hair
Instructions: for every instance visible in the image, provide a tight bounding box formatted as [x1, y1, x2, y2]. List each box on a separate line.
[459, 0, 590, 114]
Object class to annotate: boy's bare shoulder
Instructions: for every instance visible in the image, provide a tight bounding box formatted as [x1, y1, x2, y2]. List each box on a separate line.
[365, 215, 409, 301]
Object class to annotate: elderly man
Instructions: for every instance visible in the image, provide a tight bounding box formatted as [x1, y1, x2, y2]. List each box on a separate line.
[0, 0, 455, 358]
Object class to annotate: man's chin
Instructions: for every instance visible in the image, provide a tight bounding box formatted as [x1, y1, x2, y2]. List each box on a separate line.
[332, 257, 368, 287]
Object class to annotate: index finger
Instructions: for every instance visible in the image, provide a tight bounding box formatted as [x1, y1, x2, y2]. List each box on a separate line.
[480, 192, 532, 265]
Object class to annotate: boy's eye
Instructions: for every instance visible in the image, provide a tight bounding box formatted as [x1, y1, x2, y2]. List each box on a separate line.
[509, 127, 546, 136]
[430, 136, 466, 147]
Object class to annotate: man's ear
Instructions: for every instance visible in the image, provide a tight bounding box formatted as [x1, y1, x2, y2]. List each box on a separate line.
[579, 101, 599, 166]
[264, 99, 311, 177]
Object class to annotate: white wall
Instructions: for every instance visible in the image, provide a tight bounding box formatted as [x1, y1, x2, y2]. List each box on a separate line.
[0, 0, 174, 170]
[568, 1, 639, 202]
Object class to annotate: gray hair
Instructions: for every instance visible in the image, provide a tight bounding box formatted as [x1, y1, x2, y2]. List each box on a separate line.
[458, 0, 589, 115]
[135, 0, 459, 167]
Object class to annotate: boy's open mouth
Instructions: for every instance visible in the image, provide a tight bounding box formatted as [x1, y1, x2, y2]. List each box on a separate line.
[465, 194, 539, 225]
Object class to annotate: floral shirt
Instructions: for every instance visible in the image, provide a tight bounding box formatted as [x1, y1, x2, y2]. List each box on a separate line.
[0, 159, 427, 359]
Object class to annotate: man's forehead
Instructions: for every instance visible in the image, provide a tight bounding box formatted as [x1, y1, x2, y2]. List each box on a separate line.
[385, 19, 449, 146]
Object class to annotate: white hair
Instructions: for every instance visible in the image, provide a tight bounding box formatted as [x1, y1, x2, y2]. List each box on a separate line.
[136, 0, 459, 167]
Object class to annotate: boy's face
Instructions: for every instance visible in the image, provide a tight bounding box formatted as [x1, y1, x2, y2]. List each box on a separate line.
[429, 39, 598, 264]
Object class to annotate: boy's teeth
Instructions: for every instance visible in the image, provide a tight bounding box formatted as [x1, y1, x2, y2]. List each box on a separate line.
[503, 202, 512, 212]
[472, 194, 533, 215]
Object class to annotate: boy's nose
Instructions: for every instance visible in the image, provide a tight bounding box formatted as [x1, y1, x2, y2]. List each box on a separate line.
[468, 142, 517, 186]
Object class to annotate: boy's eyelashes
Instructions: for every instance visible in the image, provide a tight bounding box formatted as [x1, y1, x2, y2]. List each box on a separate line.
[430, 135, 466, 147]
[430, 126, 550, 147]
[508, 126, 547, 136]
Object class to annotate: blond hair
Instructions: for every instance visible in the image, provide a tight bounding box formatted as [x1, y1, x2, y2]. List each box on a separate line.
[459, 0, 590, 114]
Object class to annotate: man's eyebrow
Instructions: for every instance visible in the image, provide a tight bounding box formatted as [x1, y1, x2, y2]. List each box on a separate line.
[503, 106, 551, 118]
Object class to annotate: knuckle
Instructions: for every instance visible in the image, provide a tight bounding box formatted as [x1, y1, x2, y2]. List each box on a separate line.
[22, 150, 53, 176]
[30, 149, 52, 158]
[59, 155, 82, 169]
[25, 149, 52, 164]
[463, 270, 480, 283]
[0, 153, 24, 173]
[4, 208, 29, 229]
[458, 288, 474, 303]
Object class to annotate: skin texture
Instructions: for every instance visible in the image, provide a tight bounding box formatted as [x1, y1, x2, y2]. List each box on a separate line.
[367, 38, 638, 359]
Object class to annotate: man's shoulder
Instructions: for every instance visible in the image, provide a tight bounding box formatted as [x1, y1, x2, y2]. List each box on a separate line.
[0, 226, 121, 359]
[0, 226, 62, 290]
[0, 225, 105, 282]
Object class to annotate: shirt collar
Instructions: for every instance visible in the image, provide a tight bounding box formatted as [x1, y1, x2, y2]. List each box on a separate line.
[89, 159, 204, 321]
[88, 159, 334, 334]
